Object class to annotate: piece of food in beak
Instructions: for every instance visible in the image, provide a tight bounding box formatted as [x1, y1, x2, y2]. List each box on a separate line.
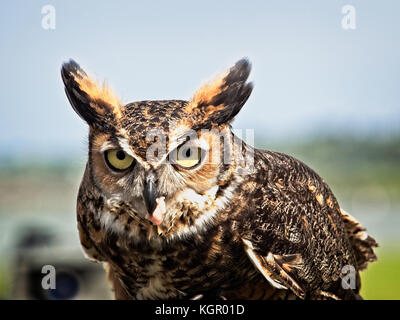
[145, 197, 166, 226]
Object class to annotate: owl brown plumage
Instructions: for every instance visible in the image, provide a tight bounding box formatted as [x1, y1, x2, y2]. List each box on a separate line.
[61, 58, 377, 300]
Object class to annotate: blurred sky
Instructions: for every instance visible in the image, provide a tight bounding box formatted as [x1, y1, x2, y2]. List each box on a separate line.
[0, 0, 399, 158]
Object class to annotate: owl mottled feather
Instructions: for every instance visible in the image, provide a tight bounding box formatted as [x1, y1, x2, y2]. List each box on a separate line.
[62, 58, 377, 300]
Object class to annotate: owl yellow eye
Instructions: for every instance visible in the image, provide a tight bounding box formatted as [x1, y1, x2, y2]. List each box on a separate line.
[174, 145, 202, 168]
[105, 149, 135, 171]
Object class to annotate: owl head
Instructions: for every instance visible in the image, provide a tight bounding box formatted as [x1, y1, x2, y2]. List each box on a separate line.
[62, 59, 253, 239]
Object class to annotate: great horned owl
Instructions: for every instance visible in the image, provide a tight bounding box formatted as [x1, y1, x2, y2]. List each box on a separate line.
[61, 58, 377, 300]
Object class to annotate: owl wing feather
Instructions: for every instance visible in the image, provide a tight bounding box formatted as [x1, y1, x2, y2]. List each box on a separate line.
[340, 209, 378, 270]
[77, 202, 106, 263]
[76, 167, 107, 263]
[238, 150, 376, 299]
[242, 238, 306, 299]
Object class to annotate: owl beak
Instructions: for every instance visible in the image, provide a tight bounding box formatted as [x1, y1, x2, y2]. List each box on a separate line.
[144, 176, 166, 226]
[144, 176, 159, 216]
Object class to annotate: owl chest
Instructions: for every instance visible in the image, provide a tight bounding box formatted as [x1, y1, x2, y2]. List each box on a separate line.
[101, 229, 253, 299]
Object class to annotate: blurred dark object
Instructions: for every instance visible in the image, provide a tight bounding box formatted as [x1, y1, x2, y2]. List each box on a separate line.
[10, 225, 111, 300]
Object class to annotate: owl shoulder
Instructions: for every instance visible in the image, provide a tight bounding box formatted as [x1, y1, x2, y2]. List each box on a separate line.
[76, 168, 107, 262]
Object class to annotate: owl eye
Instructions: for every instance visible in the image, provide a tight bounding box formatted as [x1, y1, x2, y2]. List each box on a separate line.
[105, 149, 135, 171]
[173, 145, 202, 169]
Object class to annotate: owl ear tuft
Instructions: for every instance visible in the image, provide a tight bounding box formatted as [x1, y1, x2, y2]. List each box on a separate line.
[61, 60, 122, 127]
[187, 58, 253, 127]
